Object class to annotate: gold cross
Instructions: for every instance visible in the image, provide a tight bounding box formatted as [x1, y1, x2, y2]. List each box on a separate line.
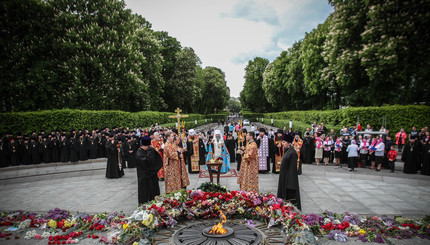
[169, 108, 188, 135]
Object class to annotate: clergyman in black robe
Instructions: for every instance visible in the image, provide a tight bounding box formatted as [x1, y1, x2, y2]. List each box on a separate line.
[106, 135, 124, 179]
[401, 136, 421, 174]
[77, 134, 88, 161]
[277, 134, 301, 210]
[69, 137, 79, 162]
[59, 135, 70, 162]
[198, 134, 207, 165]
[302, 133, 313, 164]
[226, 134, 236, 163]
[8, 138, 19, 166]
[51, 138, 59, 163]
[30, 139, 40, 164]
[421, 139, 430, 175]
[135, 136, 163, 204]
[22, 140, 32, 165]
[0, 139, 9, 167]
[88, 136, 98, 159]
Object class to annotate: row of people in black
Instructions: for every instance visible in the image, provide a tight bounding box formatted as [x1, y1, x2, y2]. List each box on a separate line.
[0, 129, 142, 168]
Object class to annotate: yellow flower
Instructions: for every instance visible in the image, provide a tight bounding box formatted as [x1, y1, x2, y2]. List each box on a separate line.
[214, 204, 220, 211]
[133, 242, 139, 245]
[359, 229, 366, 235]
[47, 219, 57, 229]
[142, 214, 154, 227]
[123, 223, 129, 230]
[255, 206, 261, 212]
[64, 220, 72, 228]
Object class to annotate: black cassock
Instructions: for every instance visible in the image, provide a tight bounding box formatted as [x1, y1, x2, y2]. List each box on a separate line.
[105, 140, 124, 178]
[41, 141, 51, 163]
[88, 139, 98, 159]
[226, 138, 236, 163]
[269, 137, 275, 167]
[97, 136, 106, 158]
[277, 147, 301, 210]
[0, 142, 8, 167]
[8, 142, 19, 166]
[51, 139, 59, 163]
[123, 141, 136, 168]
[421, 142, 430, 175]
[198, 138, 207, 165]
[59, 138, 70, 162]
[69, 139, 79, 162]
[401, 141, 422, 174]
[22, 143, 32, 165]
[30, 142, 40, 164]
[302, 137, 313, 164]
[235, 138, 247, 171]
[78, 138, 88, 161]
[135, 147, 163, 204]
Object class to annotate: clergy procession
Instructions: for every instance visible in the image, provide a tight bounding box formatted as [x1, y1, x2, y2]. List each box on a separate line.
[1, 119, 430, 210]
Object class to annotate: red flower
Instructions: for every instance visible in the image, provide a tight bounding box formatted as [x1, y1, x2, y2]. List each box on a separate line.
[322, 222, 334, 231]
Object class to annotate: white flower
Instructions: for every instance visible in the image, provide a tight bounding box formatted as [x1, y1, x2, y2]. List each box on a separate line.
[174, 192, 182, 200]
[334, 219, 341, 225]
[324, 218, 331, 225]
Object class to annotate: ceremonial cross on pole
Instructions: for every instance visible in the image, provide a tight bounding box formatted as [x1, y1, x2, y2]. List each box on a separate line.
[168, 108, 188, 135]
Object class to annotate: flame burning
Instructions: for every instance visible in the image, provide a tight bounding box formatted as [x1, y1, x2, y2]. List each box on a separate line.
[209, 211, 227, 235]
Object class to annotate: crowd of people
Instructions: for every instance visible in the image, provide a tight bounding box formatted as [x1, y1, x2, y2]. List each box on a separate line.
[1, 120, 428, 209]
[274, 122, 429, 175]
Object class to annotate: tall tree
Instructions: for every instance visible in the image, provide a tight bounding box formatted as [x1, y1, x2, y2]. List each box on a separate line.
[324, 0, 369, 106]
[300, 18, 331, 109]
[240, 57, 271, 112]
[200, 67, 230, 114]
[166, 47, 201, 112]
[359, 0, 430, 105]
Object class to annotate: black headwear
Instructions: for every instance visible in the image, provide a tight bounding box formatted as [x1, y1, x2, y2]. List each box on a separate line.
[283, 134, 294, 143]
[140, 136, 151, 146]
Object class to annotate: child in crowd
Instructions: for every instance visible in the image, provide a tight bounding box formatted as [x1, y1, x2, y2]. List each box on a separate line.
[387, 145, 398, 173]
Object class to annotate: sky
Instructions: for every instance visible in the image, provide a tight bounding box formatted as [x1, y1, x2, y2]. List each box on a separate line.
[123, 0, 333, 98]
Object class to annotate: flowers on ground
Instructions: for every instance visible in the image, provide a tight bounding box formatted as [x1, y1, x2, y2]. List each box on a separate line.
[0, 192, 429, 244]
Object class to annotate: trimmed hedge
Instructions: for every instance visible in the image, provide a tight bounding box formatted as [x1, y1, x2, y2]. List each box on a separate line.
[256, 118, 341, 135]
[243, 105, 430, 136]
[0, 109, 225, 135]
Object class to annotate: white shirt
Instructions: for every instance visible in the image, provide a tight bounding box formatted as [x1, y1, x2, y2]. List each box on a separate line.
[347, 144, 359, 157]
[374, 142, 385, 157]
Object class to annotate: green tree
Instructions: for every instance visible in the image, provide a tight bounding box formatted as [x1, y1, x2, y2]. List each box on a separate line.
[1, 0, 57, 111]
[200, 67, 230, 114]
[240, 57, 271, 112]
[359, 0, 430, 105]
[300, 18, 331, 109]
[324, 0, 369, 107]
[166, 47, 201, 113]
[226, 97, 241, 114]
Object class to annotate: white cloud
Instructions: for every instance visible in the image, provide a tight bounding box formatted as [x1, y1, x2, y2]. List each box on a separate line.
[123, 0, 333, 98]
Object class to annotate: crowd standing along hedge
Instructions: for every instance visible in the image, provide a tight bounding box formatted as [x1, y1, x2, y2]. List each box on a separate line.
[242, 105, 430, 136]
[0, 109, 228, 135]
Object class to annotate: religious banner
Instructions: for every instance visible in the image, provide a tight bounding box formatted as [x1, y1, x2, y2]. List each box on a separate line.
[274, 138, 283, 173]
[257, 135, 269, 171]
[190, 137, 200, 172]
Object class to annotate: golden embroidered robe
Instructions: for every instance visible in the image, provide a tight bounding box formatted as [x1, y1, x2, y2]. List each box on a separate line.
[237, 141, 259, 193]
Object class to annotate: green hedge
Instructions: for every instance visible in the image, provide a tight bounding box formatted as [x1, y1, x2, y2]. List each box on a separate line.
[0, 109, 224, 135]
[244, 105, 430, 136]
